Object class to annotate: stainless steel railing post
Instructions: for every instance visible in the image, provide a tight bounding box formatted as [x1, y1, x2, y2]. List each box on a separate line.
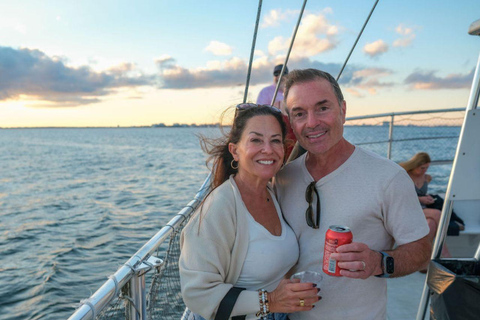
[127, 256, 163, 320]
[127, 273, 147, 320]
[387, 114, 394, 159]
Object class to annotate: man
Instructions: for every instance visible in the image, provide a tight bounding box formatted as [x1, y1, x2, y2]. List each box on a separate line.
[274, 69, 431, 320]
[257, 64, 289, 111]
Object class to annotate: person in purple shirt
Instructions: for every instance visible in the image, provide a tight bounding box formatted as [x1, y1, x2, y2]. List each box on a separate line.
[257, 64, 289, 111]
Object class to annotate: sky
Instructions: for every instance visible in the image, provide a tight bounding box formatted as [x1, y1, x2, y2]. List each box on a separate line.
[0, 0, 479, 128]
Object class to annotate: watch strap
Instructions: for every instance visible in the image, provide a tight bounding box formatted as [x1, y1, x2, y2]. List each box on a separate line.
[375, 251, 393, 278]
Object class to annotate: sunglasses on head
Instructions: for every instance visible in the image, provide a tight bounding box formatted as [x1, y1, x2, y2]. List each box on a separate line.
[236, 103, 281, 113]
[305, 181, 320, 229]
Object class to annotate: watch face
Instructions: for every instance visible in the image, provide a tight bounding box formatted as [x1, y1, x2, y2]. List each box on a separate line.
[385, 257, 394, 274]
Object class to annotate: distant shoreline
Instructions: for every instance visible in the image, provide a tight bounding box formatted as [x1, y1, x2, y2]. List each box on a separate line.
[0, 124, 221, 129]
[0, 124, 462, 129]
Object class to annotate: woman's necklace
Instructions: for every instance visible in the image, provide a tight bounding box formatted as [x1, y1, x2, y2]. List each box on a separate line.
[234, 175, 270, 203]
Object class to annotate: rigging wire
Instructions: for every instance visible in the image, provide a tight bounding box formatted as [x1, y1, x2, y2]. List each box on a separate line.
[243, 0, 263, 103]
[244, 0, 380, 103]
[271, 0, 308, 106]
[336, 0, 380, 81]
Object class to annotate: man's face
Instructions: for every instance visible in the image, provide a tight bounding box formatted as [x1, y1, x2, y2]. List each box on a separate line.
[286, 79, 346, 156]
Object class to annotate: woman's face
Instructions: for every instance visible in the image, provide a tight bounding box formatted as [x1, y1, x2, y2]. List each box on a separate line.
[414, 162, 430, 175]
[229, 115, 284, 184]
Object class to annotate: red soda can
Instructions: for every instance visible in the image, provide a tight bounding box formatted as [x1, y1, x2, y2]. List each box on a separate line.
[322, 225, 353, 276]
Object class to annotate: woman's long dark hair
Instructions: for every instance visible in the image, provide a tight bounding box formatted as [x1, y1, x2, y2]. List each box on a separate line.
[200, 105, 287, 189]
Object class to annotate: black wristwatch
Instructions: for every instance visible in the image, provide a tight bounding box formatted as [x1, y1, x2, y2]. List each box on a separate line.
[375, 251, 394, 278]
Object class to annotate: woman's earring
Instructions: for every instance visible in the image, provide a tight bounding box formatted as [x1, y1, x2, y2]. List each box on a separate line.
[231, 159, 238, 169]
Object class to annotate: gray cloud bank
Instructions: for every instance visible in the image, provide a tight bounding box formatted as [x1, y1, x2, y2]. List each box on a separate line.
[0, 45, 474, 107]
[156, 56, 356, 89]
[404, 69, 474, 90]
[0, 46, 152, 106]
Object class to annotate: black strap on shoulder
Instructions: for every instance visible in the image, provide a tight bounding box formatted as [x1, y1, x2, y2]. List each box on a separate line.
[214, 287, 246, 320]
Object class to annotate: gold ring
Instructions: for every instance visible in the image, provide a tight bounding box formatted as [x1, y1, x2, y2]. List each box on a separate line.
[299, 299, 305, 307]
[361, 261, 366, 271]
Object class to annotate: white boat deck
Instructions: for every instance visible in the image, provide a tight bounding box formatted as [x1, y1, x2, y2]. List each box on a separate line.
[387, 271, 427, 320]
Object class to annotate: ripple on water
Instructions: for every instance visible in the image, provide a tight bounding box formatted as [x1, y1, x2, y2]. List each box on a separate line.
[42, 201, 75, 211]
[74, 233, 113, 251]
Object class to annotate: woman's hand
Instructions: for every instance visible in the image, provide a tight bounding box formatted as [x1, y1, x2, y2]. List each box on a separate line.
[419, 195, 435, 205]
[268, 279, 320, 313]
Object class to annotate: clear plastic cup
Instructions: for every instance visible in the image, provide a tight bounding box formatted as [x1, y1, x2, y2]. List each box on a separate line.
[290, 271, 323, 286]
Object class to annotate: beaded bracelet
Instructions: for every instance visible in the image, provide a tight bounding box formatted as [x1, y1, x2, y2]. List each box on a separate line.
[256, 289, 270, 319]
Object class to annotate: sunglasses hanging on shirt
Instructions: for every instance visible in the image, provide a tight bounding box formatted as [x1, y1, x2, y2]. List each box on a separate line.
[305, 181, 321, 229]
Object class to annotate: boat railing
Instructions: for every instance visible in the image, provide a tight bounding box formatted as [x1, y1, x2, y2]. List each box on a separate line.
[68, 107, 464, 320]
[68, 175, 212, 320]
[344, 107, 464, 165]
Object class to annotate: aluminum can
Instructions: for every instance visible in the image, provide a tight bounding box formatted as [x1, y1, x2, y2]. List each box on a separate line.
[322, 225, 353, 276]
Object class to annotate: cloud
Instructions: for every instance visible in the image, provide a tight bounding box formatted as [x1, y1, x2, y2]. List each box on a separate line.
[157, 56, 261, 89]
[291, 58, 345, 79]
[283, 58, 394, 98]
[393, 24, 416, 47]
[261, 9, 298, 28]
[393, 37, 414, 47]
[345, 67, 394, 96]
[404, 69, 474, 90]
[277, 57, 394, 96]
[254, 49, 267, 57]
[363, 40, 388, 58]
[346, 88, 364, 98]
[0, 46, 153, 106]
[204, 41, 233, 56]
[153, 49, 396, 98]
[155, 54, 176, 69]
[15, 24, 27, 35]
[268, 12, 339, 58]
[156, 52, 363, 91]
[395, 24, 414, 36]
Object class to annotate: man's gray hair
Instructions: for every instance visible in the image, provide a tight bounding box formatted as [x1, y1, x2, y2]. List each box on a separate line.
[284, 69, 344, 114]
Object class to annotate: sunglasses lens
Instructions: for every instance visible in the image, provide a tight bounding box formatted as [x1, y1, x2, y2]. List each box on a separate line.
[305, 207, 314, 227]
[305, 182, 315, 201]
[305, 182, 320, 229]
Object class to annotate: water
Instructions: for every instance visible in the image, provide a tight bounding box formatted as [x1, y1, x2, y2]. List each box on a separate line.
[0, 128, 211, 320]
[0, 126, 459, 319]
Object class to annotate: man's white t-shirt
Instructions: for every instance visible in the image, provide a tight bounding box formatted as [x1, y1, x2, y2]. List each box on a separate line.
[274, 147, 429, 320]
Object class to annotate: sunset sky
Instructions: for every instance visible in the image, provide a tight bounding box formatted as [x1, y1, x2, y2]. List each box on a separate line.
[1, 0, 479, 128]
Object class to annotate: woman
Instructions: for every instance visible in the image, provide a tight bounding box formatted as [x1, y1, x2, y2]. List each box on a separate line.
[400, 153, 437, 208]
[180, 104, 319, 320]
[400, 152, 464, 259]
